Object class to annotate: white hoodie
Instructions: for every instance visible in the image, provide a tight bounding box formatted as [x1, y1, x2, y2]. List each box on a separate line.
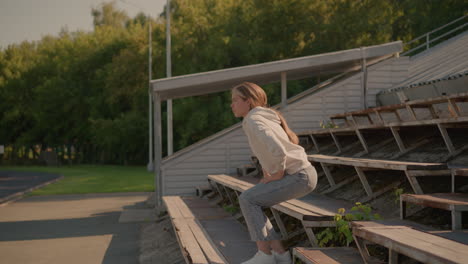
[242, 107, 311, 175]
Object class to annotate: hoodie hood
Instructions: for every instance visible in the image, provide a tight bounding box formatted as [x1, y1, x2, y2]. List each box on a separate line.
[243, 106, 281, 125]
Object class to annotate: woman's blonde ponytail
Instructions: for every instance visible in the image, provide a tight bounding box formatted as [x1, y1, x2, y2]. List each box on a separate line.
[273, 109, 299, 145]
[233, 82, 299, 145]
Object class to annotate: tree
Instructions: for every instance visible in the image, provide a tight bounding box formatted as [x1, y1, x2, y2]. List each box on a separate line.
[92, 1, 129, 28]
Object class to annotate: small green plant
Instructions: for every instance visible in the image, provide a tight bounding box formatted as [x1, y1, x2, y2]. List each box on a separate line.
[319, 120, 338, 129]
[393, 188, 404, 205]
[317, 202, 381, 247]
[223, 205, 239, 214]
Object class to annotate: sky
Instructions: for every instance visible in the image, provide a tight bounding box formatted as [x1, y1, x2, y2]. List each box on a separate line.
[0, 0, 167, 49]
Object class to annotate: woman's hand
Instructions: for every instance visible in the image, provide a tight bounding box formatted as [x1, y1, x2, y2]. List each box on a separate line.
[260, 169, 285, 184]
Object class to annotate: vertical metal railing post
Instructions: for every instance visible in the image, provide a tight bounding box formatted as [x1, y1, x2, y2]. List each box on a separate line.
[426, 33, 430, 50]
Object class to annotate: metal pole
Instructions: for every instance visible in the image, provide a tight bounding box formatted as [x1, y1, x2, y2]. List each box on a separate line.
[281, 72, 287, 108]
[166, 0, 173, 155]
[147, 18, 154, 172]
[361, 47, 368, 109]
[154, 92, 163, 207]
[426, 33, 430, 50]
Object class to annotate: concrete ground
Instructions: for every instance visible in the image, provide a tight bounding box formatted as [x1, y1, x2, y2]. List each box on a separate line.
[0, 192, 153, 264]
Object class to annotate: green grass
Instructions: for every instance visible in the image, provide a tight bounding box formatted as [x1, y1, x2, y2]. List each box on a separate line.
[0, 165, 155, 195]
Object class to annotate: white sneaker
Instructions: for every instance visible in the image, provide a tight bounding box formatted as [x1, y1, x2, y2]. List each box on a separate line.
[241, 250, 276, 264]
[273, 250, 292, 264]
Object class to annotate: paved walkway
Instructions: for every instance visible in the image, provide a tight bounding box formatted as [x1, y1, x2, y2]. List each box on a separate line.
[0, 192, 152, 264]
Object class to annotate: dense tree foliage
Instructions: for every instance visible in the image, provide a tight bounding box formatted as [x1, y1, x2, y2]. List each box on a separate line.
[0, 0, 465, 165]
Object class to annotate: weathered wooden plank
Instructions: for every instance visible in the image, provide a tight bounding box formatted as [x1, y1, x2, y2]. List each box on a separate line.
[222, 185, 236, 206]
[301, 94, 468, 141]
[405, 104, 418, 120]
[303, 225, 319, 247]
[287, 198, 337, 217]
[310, 134, 320, 152]
[453, 168, 468, 177]
[199, 218, 258, 263]
[270, 208, 288, 239]
[354, 129, 369, 153]
[293, 247, 366, 264]
[374, 109, 385, 124]
[273, 201, 320, 220]
[353, 233, 374, 264]
[330, 131, 343, 153]
[388, 116, 468, 127]
[355, 167, 373, 197]
[404, 171, 424, 194]
[174, 196, 195, 219]
[219, 178, 252, 191]
[166, 168, 227, 176]
[448, 98, 462, 117]
[308, 154, 447, 170]
[394, 110, 403, 122]
[401, 193, 468, 210]
[208, 175, 243, 192]
[320, 163, 336, 187]
[353, 226, 468, 264]
[406, 92, 468, 107]
[437, 123, 456, 154]
[187, 219, 227, 264]
[163, 196, 186, 219]
[428, 105, 439, 119]
[390, 126, 406, 152]
[208, 175, 252, 192]
[172, 218, 209, 264]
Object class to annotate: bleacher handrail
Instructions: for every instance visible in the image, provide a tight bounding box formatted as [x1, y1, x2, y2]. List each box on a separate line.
[402, 15, 467, 56]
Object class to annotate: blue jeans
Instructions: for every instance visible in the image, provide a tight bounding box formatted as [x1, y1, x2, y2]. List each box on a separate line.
[238, 166, 318, 241]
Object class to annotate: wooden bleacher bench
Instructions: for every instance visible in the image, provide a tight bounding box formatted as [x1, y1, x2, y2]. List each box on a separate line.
[300, 115, 468, 157]
[308, 154, 447, 170]
[163, 196, 259, 264]
[292, 247, 376, 264]
[308, 154, 449, 197]
[400, 193, 468, 230]
[330, 102, 406, 127]
[163, 196, 228, 264]
[299, 92, 468, 157]
[352, 221, 468, 264]
[207, 174, 353, 247]
[329, 92, 468, 127]
[405, 92, 468, 120]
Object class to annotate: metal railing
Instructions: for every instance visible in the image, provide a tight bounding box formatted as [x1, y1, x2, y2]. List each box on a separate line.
[402, 15, 467, 56]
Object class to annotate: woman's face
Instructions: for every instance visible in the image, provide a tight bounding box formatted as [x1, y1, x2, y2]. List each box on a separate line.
[231, 91, 251, 118]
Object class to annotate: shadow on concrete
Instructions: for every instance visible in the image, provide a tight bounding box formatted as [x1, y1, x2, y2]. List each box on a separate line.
[0, 208, 142, 263]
